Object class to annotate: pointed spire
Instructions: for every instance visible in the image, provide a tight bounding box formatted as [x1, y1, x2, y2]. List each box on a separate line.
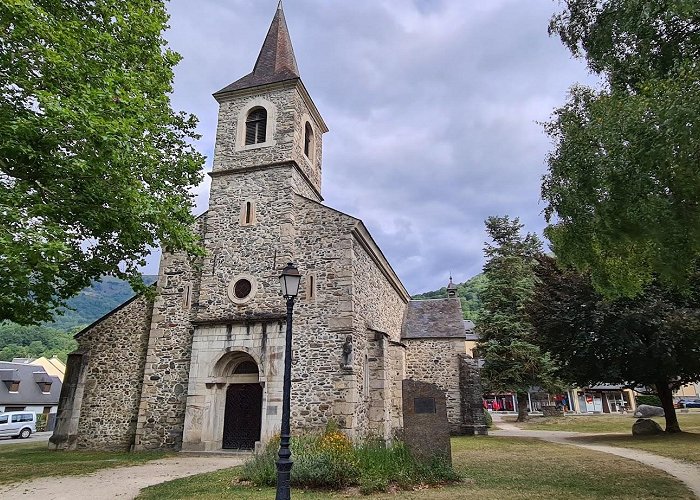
[214, 3, 300, 96]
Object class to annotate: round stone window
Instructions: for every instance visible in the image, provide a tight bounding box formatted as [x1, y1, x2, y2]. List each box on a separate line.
[227, 274, 258, 305]
[233, 279, 252, 299]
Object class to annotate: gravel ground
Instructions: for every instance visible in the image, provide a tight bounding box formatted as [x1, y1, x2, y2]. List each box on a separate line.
[0, 454, 245, 500]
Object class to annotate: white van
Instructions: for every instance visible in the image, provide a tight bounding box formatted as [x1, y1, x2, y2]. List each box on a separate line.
[0, 412, 36, 439]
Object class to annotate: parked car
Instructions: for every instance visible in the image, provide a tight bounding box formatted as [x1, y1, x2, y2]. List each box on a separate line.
[677, 399, 700, 409]
[0, 411, 36, 439]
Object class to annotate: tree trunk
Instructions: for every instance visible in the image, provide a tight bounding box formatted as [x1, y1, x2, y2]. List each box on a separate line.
[516, 392, 529, 422]
[656, 381, 681, 433]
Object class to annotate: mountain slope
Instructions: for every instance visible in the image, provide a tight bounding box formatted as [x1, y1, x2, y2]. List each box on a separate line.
[49, 275, 157, 330]
[412, 274, 486, 320]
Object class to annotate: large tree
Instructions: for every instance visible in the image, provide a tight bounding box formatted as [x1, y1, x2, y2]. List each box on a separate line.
[542, 0, 700, 297]
[530, 255, 700, 433]
[477, 216, 560, 421]
[0, 1, 205, 325]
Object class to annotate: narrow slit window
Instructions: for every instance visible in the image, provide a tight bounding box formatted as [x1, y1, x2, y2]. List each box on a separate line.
[245, 202, 252, 224]
[304, 122, 313, 157]
[309, 275, 315, 299]
[245, 107, 267, 145]
[183, 284, 191, 309]
[242, 201, 255, 225]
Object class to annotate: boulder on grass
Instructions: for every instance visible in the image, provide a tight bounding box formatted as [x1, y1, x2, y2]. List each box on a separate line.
[634, 404, 665, 418]
[632, 418, 663, 436]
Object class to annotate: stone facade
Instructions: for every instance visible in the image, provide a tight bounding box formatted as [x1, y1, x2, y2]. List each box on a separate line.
[50, 294, 152, 450]
[404, 337, 463, 430]
[402, 298, 468, 432]
[458, 354, 488, 435]
[51, 5, 483, 452]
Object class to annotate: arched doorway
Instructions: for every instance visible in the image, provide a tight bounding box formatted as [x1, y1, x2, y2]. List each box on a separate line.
[221, 356, 262, 449]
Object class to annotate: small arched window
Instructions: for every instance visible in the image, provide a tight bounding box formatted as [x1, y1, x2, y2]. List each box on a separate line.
[304, 122, 313, 157]
[245, 107, 267, 145]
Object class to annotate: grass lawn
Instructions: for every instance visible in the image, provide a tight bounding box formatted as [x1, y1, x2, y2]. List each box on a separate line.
[137, 436, 692, 499]
[0, 442, 169, 485]
[511, 412, 700, 433]
[574, 432, 700, 464]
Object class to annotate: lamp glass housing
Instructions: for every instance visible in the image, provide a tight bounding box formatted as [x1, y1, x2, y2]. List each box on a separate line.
[279, 263, 301, 298]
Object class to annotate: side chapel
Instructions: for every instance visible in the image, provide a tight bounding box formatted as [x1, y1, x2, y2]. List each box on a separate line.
[50, 4, 485, 452]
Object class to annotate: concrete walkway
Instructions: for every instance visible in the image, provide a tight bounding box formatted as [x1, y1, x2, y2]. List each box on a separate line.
[491, 414, 700, 498]
[0, 454, 245, 500]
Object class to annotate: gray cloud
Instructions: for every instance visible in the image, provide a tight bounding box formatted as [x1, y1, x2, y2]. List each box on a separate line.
[148, 0, 596, 294]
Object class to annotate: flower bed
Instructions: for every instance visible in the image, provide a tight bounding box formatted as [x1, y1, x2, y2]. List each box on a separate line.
[241, 425, 460, 494]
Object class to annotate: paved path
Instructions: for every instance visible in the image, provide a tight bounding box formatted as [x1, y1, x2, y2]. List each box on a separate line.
[491, 414, 700, 498]
[0, 454, 245, 500]
[0, 431, 50, 446]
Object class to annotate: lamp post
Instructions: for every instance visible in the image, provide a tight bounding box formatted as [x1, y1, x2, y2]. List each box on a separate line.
[276, 262, 301, 500]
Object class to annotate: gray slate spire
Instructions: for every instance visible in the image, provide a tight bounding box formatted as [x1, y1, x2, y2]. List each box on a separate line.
[214, 4, 300, 96]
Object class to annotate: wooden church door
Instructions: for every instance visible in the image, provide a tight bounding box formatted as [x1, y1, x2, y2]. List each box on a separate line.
[222, 383, 263, 449]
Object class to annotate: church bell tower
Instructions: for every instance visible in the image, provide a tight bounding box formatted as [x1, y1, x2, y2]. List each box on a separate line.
[209, 2, 328, 201]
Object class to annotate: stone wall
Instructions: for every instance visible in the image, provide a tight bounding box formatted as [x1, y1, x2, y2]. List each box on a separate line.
[291, 196, 359, 435]
[134, 218, 204, 450]
[350, 228, 409, 439]
[458, 354, 488, 435]
[212, 83, 324, 197]
[73, 295, 153, 450]
[404, 337, 464, 431]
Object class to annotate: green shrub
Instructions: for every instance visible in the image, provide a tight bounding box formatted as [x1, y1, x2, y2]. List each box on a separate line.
[636, 394, 662, 407]
[483, 410, 493, 428]
[35, 413, 47, 432]
[241, 428, 460, 494]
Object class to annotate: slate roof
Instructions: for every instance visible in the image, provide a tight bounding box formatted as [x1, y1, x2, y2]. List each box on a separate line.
[402, 298, 465, 339]
[214, 3, 300, 96]
[464, 319, 479, 341]
[0, 361, 62, 406]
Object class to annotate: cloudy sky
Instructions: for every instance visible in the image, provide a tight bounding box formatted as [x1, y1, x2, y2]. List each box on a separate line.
[154, 0, 597, 295]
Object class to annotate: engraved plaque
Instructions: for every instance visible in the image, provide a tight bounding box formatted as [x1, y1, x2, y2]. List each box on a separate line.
[414, 397, 436, 414]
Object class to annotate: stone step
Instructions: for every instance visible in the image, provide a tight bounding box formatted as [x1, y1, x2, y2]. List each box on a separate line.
[179, 449, 254, 458]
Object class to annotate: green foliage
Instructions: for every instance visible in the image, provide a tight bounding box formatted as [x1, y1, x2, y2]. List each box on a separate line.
[241, 428, 459, 494]
[478, 216, 542, 344]
[35, 413, 47, 432]
[50, 275, 157, 331]
[0, 275, 156, 361]
[0, 322, 77, 362]
[529, 255, 700, 431]
[476, 217, 561, 412]
[412, 274, 487, 320]
[483, 410, 493, 429]
[0, 1, 205, 325]
[636, 395, 663, 408]
[480, 340, 562, 396]
[543, 0, 700, 297]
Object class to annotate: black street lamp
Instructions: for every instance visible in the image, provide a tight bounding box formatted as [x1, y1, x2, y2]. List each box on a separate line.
[276, 262, 301, 500]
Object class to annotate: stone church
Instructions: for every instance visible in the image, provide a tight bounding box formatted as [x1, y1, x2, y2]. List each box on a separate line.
[50, 4, 485, 452]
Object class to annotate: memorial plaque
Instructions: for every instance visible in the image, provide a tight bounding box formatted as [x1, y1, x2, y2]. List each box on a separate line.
[414, 397, 436, 414]
[402, 379, 451, 464]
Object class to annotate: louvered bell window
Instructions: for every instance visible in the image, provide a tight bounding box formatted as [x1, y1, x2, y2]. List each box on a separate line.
[304, 122, 313, 157]
[245, 107, 267, 145]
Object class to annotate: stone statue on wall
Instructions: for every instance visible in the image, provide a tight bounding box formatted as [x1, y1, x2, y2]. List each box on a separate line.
[341, 335, 353, 369]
